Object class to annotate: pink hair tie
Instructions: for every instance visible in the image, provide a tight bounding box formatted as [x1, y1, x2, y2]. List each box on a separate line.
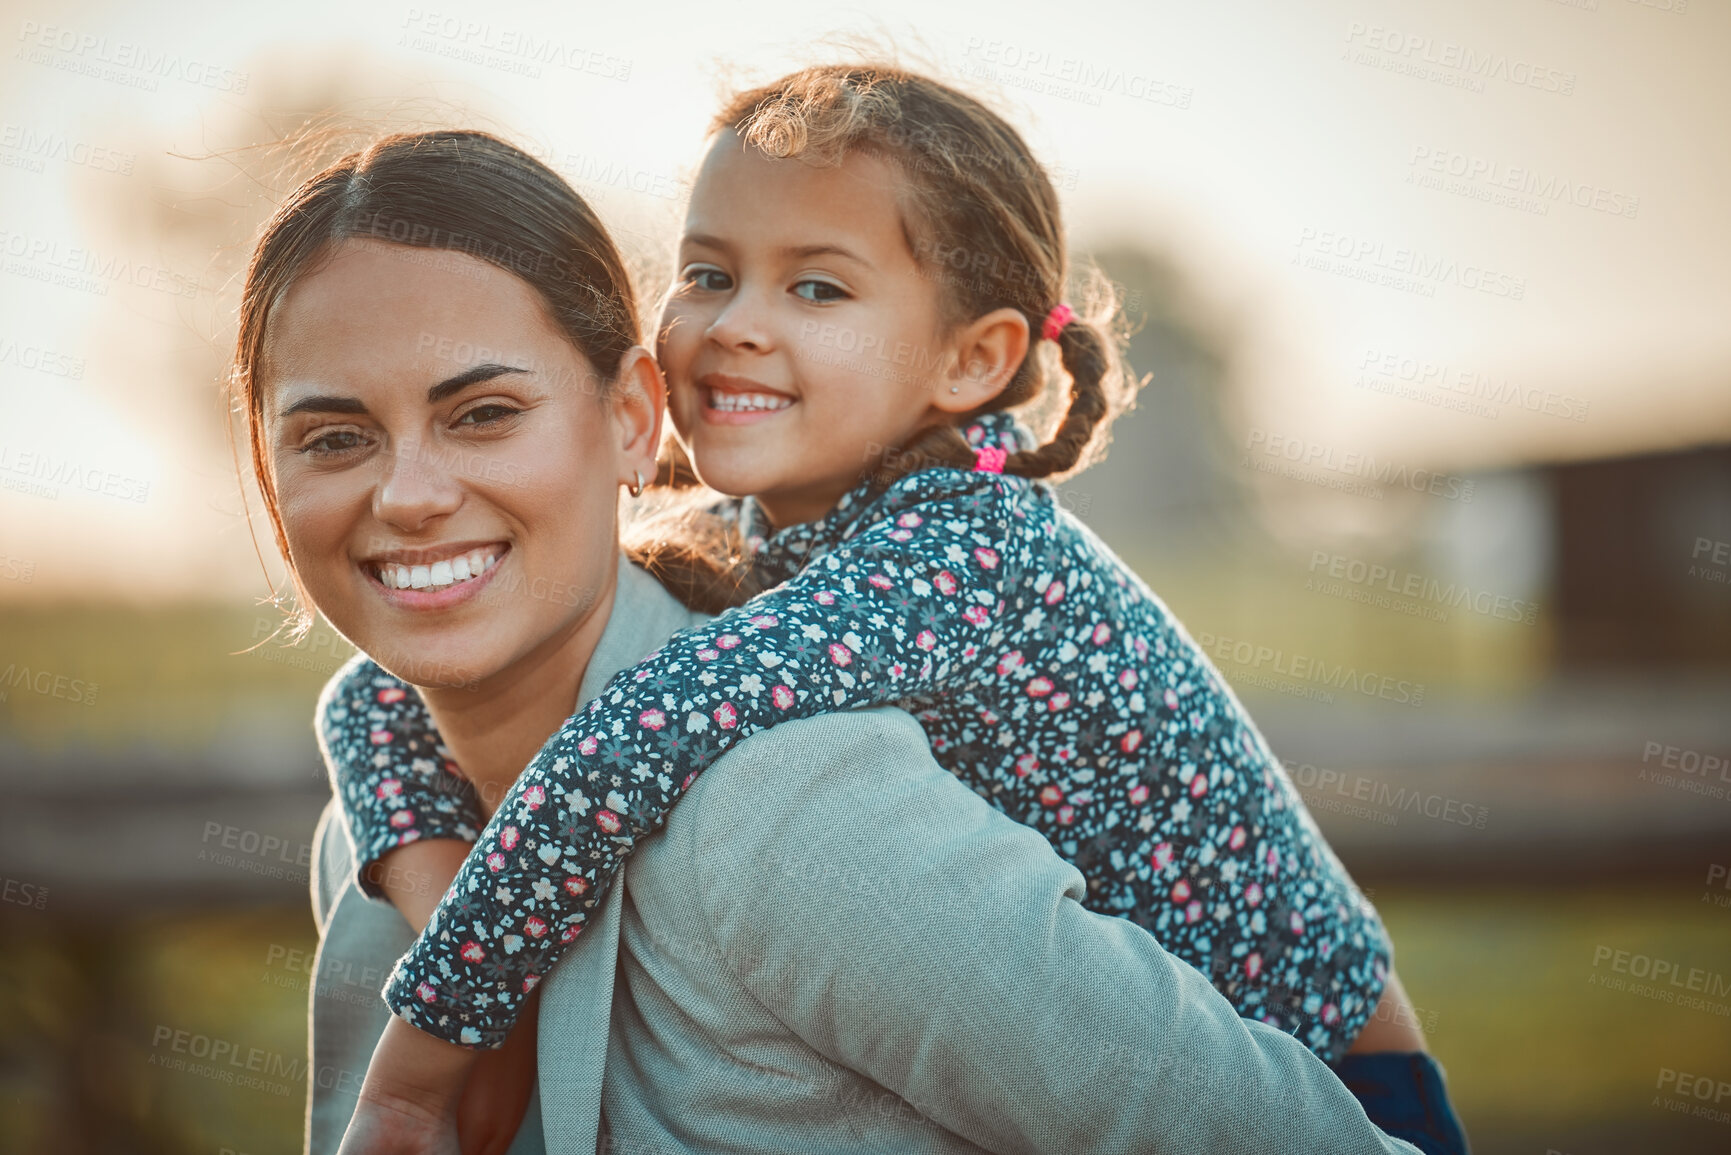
[1042, 303, 1076, 342]
[973, 445, 1008, 474]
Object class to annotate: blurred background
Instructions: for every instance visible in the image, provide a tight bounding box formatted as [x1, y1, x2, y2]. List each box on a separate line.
[1, 0, 1728, 1151]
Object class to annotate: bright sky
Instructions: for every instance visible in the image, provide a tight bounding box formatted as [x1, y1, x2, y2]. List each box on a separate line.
[1, 0, 1727, 601]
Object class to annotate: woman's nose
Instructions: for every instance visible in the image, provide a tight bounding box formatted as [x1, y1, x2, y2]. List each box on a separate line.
[372, 437, 464, 531]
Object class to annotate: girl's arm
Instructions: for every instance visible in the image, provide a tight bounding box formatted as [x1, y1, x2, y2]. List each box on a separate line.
[383, 470, 1032, 1047]
[317, 655, 485, 900]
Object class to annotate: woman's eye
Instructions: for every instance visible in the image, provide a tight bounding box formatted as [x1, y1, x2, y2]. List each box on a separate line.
[302, 429, 369, 457]
[683, 265, 732, 292]
[456, 404, 521, 427]
[792, 278, 848, 303]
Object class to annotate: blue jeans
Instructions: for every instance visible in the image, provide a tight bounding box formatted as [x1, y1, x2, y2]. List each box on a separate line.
[1333, 1052, 1471, 1155]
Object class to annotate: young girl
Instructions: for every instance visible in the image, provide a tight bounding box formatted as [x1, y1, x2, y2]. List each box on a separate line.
[325, 65, 1466, 1151]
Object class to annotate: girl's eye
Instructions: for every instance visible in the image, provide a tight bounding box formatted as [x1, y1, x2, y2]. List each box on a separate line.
[682, 265, 732, 292]
[792, 278, 849, 303]
[456, 404, 521, 427]
[302, 429, 369, 457]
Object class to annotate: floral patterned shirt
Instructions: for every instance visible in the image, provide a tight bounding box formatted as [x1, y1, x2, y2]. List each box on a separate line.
[318, 412, 1391, 1056]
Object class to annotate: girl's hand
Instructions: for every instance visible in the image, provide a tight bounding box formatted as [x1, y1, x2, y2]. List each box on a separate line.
[337, 1094, 462, 1155]
[455, 989, 541, 1155]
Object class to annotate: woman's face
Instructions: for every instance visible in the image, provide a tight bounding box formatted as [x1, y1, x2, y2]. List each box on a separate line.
[259, 238, 660, 691]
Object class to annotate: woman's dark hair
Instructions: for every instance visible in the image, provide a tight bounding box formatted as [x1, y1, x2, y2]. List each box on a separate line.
[232, 129, 756, 626]
[651, 63, 1135, 492]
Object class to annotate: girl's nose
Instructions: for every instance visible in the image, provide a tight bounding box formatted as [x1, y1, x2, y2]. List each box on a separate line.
[705, 287, 775, 352]
[372, 436, 464, 532]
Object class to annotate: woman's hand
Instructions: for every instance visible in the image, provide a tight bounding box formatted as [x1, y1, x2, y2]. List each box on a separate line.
[455, 988, 541, 1155]
[338, 1015, 477, 1155]
[337, 1094, 462, 1155]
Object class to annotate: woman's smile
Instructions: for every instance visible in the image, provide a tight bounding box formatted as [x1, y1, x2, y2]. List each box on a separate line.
[363, 540, 511, 610]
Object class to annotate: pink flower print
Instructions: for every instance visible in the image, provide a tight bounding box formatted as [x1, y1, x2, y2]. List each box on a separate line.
[1266, 846, 1280, 875]
[996, 651, 1025, 677]
[1321, 1003, 1340, 1026]
[525, 916, 548, 939]
[1229, 824, 1247, 850]
[486, 852, 507, 871]
[1091, 623, 1111, 645]
[1025, 676, 1054, 698]
[417, 982, 438, 1003]
[1048, 691, 1071, 711]
[935, 570, 958, 595]
[897, 511, 923, 528]
[915, 630, 937, 651]
[561, 925, 581, 943]
[1164, 688, 1179, 710]
[1189, 774, 1209, 799]
[887, 528, 913, 543]
[1186, 900, 1203, 923]
[369, 730, 393, 745]
[973, 547, 999, 570]
[522, 974, 541, 993]
[1039, 785, 1064, 808]
[717, 634, 742, 650]
[963, 605, 990, 626]
[1128, 782, 1150, 806]
[378, 687, 407, 704]
[595, 810, 622, 835]
[578, 735, 599, 756]
[813, 590, 837, 606]
[978, 708, 1000, 725]
[389, 810, 416, 829]
[1118, 669, 1138, 691]
[1289, 912, 1306, 936]
[1150, 842, 1174, 870]
[714, 702, 739, 729]
[1015, 753, 1039, 777]
[827, 643, 853, 666]
[1171, 879, 1192, 904]
[1120, 729, 1143, 755]
[1057, 805, 1075, 826]
[499, 825, 520, 851]
[1044, 580, 1065, 605]
[639, 708, 666, 731]
[868, 573, 892, 590]
[1133, 637, 1149, 660]
[563, 877, 589, 897]
[771, 685, 796, 709]
[1245, 952, 1263, 980]
[522, 785, 546, 811]
[460, 941, 486, 963]
[682, 770, 697, 789]
[1245, 882, 1264, 907]
[376, 778, 403, 800]
[697, 647, 720, 661]
[749, 613, 778, 628]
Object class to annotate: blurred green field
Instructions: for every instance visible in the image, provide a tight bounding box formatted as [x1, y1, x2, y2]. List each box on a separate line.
[2, 884, 1728, 1153]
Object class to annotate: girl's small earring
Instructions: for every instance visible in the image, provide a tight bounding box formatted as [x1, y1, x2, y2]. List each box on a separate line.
[627, 469, 644, 498]
[949, 386, 961, 394]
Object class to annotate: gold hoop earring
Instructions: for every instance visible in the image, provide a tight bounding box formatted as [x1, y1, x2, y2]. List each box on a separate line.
[627, 469, 644, 498]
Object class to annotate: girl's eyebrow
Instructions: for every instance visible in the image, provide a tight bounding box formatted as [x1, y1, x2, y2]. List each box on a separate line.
[682, 233, 871, 269]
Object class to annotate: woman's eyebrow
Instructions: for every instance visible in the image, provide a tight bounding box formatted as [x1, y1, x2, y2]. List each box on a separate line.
[277, 363, 529, 418]
[426, 362, 530, 403]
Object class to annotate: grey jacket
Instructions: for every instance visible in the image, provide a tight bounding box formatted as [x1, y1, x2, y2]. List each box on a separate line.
[306, 557, 1418, 1154]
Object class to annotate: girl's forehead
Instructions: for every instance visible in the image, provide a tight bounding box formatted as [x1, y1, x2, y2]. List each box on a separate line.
[686, 140, 913, 259]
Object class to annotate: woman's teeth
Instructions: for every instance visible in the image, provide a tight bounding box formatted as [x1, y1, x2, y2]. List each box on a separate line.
[377, 548, 499, 591]
[706, 388, 792, 413]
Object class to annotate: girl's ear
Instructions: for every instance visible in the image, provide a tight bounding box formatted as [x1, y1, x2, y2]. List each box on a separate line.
[610, 346, 666, 486]
[934, 307, 1030, 414]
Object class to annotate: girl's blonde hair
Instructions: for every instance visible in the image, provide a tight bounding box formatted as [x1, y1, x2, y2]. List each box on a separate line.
[654, 62, 1136, 492]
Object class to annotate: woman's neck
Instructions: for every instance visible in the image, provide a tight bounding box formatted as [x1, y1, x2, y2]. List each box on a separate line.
[417, 570, 619, 820]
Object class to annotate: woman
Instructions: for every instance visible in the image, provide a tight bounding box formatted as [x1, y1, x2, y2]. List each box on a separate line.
[235, 130, 1425, 1153]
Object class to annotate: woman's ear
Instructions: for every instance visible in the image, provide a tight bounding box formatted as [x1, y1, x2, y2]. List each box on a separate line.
[933, 307, 1030, 415]
[609, 346, 665, 487]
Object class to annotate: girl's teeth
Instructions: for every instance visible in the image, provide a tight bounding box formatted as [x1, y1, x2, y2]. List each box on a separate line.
[378, 549, 499, 592]
[709, 389, 791, 413]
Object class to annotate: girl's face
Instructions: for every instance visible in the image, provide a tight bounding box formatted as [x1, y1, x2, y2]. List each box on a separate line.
[657, 135, 981, 527]
[260, 239, 660, 691]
